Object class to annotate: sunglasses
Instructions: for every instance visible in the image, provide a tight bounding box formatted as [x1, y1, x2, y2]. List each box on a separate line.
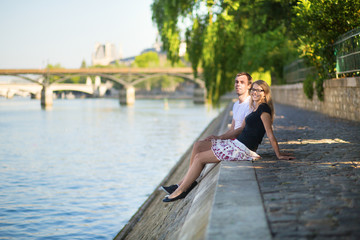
[250, 88, 264, 93]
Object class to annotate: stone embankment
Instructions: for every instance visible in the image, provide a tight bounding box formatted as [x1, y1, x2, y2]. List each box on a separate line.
[271, 77, 360, 122]
[114, 100, 360, 240]
[114, 100, 270, 239]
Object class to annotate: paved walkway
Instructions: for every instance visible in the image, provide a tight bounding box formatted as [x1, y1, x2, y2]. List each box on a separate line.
[254, 103, 360, 239]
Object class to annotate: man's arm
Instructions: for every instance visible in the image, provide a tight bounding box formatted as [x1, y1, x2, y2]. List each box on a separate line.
[203, 119, 234, 141]
[218, 119, 245, 139]
[204, 119, 245, 141]
[222, 119, 235, 135]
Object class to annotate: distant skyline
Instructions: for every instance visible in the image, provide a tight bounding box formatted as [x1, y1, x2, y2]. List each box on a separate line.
[0, 0, 158, 69]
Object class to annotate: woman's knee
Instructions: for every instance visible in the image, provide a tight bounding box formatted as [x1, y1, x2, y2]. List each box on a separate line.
[194, 140, 211, 152]
[193, 153, 206, 165]
[193, 141, 202, 152]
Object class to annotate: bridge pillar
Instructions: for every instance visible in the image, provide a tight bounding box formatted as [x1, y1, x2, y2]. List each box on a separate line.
[193, 86, 207, 104]
[86, 76, 92, 85]
[6, 90, 15, 99]
[31, 92, 41, 99]
[41, 86, 53, 108]
[93, 76, 102, 97]
[119, 86, 135, 106]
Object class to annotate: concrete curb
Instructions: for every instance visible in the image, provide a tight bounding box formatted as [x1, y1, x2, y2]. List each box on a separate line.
[206, 161, 272, 240]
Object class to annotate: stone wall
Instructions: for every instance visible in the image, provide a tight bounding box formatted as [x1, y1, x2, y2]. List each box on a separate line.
[271, 77, 360, 122]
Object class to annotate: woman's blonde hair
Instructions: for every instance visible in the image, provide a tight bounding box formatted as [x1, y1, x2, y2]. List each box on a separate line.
[249, 80, 275, 122]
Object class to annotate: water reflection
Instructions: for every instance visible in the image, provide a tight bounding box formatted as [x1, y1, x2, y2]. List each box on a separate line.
[0, 98, 223, 239]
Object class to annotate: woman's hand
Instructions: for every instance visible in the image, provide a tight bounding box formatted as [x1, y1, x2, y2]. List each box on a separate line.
[204, 135, 219, 141]
[277, 152, 295, 160]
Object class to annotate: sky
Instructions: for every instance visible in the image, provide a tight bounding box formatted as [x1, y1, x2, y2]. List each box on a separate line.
[0, 0, 158, 69]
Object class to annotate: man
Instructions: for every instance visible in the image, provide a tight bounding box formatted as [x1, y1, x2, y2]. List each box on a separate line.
[206, 72, 252, 140]
[161, 72, 253, 194]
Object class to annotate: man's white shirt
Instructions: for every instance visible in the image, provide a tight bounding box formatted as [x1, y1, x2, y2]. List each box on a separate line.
[232, 96, 251, 129]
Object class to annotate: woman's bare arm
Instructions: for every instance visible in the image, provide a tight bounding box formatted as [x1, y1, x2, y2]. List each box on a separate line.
[261, 113, 295, 160]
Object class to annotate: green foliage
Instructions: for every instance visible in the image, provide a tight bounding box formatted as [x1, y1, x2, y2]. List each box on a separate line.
[78, 60, 87, 83]
[303, 73, 325, 101]
[293, 0, 360, 100]
[303, 74, 314, 99]
[134, 52, 160, 67]
[315, 76, 324, 101]
[152, 0, 298, 104]
[80, 59, 87, 68]
[46, 62, 85, 84]
[251, 71, 272, 86]
[46, 63, 63, 83]
[293, 0, 360, 78]
[151, 0, 194, 64]
[152, 0, 360, 103]
[185, 17, 204, 77]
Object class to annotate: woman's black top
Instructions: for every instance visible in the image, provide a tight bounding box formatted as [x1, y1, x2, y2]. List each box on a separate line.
[236, 103, 272, 151]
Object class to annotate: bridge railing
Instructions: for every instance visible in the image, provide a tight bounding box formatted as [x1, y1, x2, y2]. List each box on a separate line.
[334, 27, 360, 77]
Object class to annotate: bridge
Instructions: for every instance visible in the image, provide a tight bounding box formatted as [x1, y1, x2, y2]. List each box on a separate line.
[0, 68, 205, 108]
[0, 82, 111, 99]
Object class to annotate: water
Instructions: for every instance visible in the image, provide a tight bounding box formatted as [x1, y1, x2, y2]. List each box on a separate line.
[0, 98, 223, 239]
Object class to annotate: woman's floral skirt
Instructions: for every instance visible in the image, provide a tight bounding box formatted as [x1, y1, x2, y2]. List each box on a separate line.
[211, 139, 260, 161]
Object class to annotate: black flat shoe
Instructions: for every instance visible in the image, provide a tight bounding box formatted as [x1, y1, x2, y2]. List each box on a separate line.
[160, 181, 197, 195]
[162, 181, 198, 203]
[162, 191, 188, 202]
[160, 184, 178, 194]
[187, 181, 198, 193]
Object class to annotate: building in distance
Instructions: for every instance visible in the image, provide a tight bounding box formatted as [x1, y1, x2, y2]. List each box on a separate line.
[92, 42, 120, 66]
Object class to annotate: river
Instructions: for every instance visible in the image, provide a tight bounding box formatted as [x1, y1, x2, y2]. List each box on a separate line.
[0, 98, 224, 239]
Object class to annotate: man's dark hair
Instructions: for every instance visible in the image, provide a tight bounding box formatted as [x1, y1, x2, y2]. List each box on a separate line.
[235, 72, 252, 84]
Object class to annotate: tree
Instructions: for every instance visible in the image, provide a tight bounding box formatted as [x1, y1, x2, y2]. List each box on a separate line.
[134, 51, 160, 67]
[79, 59, 87, 83]
[152, 0, 298, 104]
[45, 63, 63, 83]
[292, 0, 360, 100]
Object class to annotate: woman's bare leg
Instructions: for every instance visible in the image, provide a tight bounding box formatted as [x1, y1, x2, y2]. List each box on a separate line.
[177, 140, 213, 185]
[189, 140, 213, 165]
[170, 149, 220, 199]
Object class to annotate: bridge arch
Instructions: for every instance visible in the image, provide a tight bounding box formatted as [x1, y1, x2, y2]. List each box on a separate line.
[50, 84, 94, 95]
[5, 74, 44, 85]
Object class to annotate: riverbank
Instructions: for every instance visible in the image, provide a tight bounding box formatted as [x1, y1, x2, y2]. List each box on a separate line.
[114, 100, 271, 240]
[114, 101, 233, 240]
[114, 101, 360, 239]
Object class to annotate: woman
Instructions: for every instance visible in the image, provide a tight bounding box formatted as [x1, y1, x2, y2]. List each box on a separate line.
[163, 80, 295, 202]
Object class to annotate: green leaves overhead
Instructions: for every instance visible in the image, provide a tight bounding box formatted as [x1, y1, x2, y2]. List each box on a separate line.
[293, 0, 360, 100]
[151, 0, 360, 103]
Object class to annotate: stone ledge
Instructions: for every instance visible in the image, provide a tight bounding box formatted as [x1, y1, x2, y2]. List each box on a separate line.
[206, 161, 272, 240]
[114, 100, 271, 239]
[324, 77, 360, 88]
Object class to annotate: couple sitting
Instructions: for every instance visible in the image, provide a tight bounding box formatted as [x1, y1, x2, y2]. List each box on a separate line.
[161, 72, 294, 202]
